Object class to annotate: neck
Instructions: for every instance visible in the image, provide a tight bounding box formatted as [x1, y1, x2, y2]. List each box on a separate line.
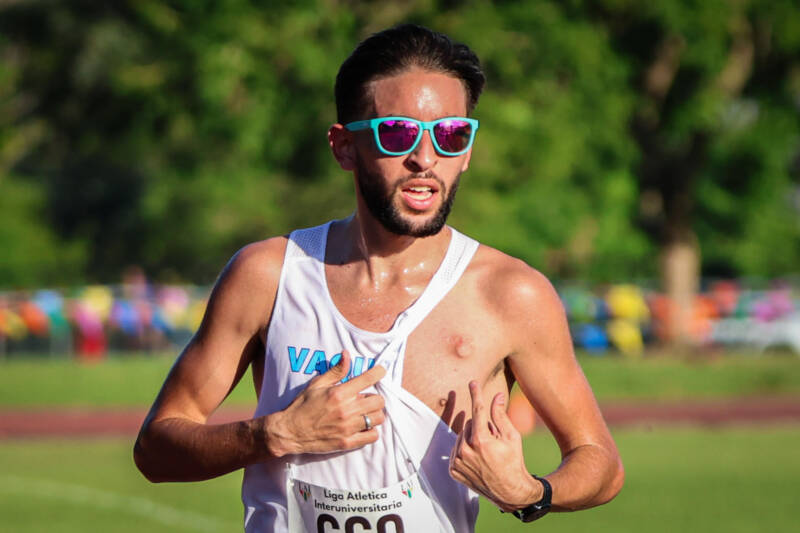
[328, 209, 452, 287]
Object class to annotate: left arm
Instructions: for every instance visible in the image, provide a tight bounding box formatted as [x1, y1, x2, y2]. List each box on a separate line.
[449, 264, 624, 513]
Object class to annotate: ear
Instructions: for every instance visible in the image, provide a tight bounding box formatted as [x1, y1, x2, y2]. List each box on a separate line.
[328, 124, 357, 171]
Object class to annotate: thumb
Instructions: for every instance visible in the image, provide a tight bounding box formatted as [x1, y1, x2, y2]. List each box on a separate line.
[310, 350, 351, 388]
[491, 392, 517, 437]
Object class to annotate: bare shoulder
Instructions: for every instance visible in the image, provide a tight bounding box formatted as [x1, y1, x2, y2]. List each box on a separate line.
[220, 236, 289, 289]
[468, 244, 563, 323]
[204, 236, 289, 329]
[465, 244, 575, 379]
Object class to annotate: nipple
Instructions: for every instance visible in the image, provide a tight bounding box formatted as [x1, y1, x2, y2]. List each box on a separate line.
[450, 335, 473, 358]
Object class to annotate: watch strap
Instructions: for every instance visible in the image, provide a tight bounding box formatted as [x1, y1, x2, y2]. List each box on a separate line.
[511, 474, 552, 523]
[533, 475, 552, 505]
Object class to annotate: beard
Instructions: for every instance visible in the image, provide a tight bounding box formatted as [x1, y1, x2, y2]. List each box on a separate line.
[355, 159, 461, 238]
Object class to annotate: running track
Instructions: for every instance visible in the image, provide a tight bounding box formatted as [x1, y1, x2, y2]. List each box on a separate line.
[2, 397, 800, 438]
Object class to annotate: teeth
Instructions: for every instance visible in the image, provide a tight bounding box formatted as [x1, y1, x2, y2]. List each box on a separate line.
[409, 186, 430, 192]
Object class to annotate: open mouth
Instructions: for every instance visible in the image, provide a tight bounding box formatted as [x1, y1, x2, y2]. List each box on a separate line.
[401, 183, 440, 211]
[404, 185, 434, 201]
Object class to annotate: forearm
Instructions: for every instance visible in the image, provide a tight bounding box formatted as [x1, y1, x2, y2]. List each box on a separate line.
[133, 415, 278, 483]
[543, 442, 624, 512]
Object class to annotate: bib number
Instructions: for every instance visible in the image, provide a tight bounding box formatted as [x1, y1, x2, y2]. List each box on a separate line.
[316, 513, 404, 532]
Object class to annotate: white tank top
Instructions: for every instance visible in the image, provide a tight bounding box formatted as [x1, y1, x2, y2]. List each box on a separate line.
[241, 220, 480, 532]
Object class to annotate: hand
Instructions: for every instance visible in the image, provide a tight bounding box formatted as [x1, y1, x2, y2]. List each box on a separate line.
[449, 381, 540, 512]
[264, 350, 386, 457]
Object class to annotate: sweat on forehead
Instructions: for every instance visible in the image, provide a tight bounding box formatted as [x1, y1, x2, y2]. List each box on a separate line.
[361, 68, 470, 118]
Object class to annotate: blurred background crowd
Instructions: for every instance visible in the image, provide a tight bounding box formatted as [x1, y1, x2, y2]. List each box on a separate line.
[1, 274, 797, 358]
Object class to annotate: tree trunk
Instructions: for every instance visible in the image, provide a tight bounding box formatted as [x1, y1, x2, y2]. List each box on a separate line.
[660, 231, 700, 346]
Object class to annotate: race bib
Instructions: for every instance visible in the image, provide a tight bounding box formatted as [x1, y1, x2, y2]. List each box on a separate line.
[287, 471, 440, 532]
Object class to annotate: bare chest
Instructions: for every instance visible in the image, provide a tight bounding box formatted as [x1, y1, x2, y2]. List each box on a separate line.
[401, 295, 512, 432]
[330, 285, 511, 431]
[326, 262, 514, 432]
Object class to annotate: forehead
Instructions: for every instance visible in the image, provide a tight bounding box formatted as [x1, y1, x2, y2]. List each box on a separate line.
[367, 68, 468, 119]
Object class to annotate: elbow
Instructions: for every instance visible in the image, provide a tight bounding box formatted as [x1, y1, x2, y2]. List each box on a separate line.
[599, 456, 625, 505]
[133, 428, 167, 484]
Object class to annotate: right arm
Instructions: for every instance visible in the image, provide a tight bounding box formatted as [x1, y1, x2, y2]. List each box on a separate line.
[133, 238, 385, 482]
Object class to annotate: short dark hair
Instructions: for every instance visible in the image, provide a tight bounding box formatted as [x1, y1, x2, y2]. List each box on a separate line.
[335, 24, 485, 124]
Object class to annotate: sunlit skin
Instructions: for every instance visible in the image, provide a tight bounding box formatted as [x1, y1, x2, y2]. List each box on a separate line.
[322, 68, 622, 510]
[324, 69, 509, 440]
[325, 69, 473, 331]
[134, 67, 623, 518]
[357, 69, 471, 233]
[324, 69, 510, 431]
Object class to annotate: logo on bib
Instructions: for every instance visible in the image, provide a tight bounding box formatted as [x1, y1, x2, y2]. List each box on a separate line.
[299, 483, 311, 502]
[287, 346, 376, 381]
[401, 481, 413, 499]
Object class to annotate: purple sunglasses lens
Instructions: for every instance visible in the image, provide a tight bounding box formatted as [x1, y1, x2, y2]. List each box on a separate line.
[378, 120, 420, 153]
[434, 120, 472, 153]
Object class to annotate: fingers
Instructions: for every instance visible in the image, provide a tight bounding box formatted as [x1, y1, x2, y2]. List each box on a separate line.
[350, 391, 385, 432]
[449, 422, 482, 492]
[308, 350, 352, 389]
[449, 461, 477, 491]
[340, 427, 381, 449]
[307, 350, 386, 394]
[335, 406, 386, 450]
[279, 349, 391, 455]
[355, 408, 386, 433]
[468, 381, 489, 437]
[356, 392, 385, 414]
[490, 392, 517, 437]
[449, 418, 472, 468]
[449, 390, 530, 509]
[339, 359, 386, 394]
[324, 387, 385, 436]
[449, 427, 464, 475]
[462, 418, 474, 443]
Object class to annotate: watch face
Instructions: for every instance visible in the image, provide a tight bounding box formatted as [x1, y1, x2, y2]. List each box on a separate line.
[521, 505, 550, 523]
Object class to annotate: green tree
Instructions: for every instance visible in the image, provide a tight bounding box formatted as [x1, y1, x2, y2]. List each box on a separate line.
[1, 1, 364, 285]
[437, 1, 649, 282]
[0, 175, 85, 287]
[579, 0, 800, 340]
[2, 0, 798, 311]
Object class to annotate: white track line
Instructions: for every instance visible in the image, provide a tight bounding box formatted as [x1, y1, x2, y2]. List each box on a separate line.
[0, 475, 236, 532]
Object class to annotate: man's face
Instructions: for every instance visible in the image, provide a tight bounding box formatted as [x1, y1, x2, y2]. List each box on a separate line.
[351, 69, 473, 237]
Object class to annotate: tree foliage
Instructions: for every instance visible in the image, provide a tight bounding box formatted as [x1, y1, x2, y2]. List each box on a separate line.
[1, 0, 798, 289]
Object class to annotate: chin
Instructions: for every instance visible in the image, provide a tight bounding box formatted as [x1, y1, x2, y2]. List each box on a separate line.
[386, 213, 448, 238]
[357, 164, 460, 238]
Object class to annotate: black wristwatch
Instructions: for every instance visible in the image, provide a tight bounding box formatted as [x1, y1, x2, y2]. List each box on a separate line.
[511, 475, 552, 523]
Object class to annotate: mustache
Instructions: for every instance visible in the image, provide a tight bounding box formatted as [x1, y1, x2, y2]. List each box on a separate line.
[396, 171, 445, 189]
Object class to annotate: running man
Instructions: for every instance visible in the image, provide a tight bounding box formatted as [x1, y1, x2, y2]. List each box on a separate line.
[134, 23, 624, 532]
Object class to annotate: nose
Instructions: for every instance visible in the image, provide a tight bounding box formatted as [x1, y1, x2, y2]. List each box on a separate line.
[405, 129, 437, 172]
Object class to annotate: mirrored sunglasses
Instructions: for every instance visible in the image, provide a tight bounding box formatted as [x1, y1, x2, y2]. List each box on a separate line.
[345, 116, 479, 156]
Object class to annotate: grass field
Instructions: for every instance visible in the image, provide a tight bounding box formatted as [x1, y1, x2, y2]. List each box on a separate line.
[1, 427, 798, 532]
[1, 353, 799, 532]
[1, 351, 799, 408]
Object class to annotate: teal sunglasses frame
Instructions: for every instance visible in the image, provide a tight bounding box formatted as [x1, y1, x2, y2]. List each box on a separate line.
[344, 116, 480, 156]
